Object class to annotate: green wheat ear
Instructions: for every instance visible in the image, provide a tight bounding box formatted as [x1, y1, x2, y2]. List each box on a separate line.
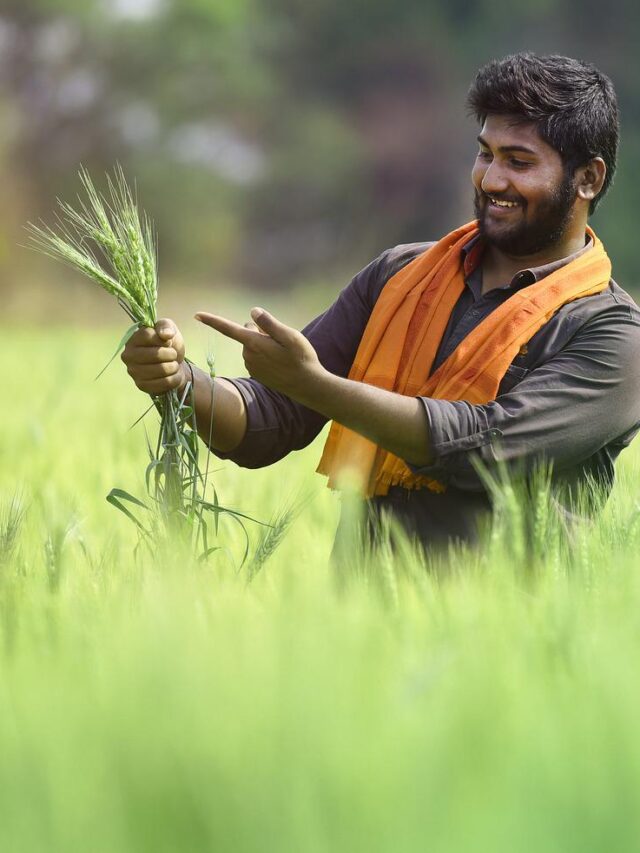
[26, 166, 267, 566]
[206, 349, 216, 380]
[26, 166, 157, 328]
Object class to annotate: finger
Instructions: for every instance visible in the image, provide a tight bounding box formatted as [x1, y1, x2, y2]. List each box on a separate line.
[122, 346, 178, 365]
[244, 321, 260, 333]
[129, 326, 166, 347]
[136, 373, 184, 395]
[250, 307, 296, 346]
[155, 318, 178, 342]
[195, 312, 257, 346]
[127, 362, 180, 381]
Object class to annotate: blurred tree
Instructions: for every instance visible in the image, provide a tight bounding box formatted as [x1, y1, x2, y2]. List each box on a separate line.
[0, 0, 638, 292]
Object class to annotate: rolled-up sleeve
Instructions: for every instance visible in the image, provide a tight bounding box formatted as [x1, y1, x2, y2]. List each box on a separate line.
[411, 306, 640, 490]
[213, 377, 326, 468]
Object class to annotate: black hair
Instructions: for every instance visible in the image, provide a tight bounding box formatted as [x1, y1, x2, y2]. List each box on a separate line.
[467, 53, 619, 214]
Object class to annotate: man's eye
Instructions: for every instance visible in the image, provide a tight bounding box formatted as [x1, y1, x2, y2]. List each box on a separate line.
[477, 150, 492, 160]
[511, 158, 530, 168]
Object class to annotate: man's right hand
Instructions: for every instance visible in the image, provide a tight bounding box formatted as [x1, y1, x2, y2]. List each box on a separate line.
[121, 318, 187, 395]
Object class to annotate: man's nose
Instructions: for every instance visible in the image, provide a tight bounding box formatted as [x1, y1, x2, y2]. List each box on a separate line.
[480, 161, 510, 195]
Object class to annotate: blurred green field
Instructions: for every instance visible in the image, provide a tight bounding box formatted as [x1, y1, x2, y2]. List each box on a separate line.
[4, 325, 640, 853]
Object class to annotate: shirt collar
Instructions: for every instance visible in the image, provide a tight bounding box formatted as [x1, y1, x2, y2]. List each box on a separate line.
[461, 233, 594, 290]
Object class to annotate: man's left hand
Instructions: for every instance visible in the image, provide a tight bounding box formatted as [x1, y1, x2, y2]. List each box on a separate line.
[195, 307, 326, 400]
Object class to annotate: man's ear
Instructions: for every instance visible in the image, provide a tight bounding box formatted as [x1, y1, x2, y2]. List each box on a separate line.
[576, 157, 607, 204]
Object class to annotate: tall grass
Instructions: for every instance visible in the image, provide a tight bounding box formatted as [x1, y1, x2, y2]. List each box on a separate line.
[3, 328, 640, 852]
[0, 494, 24, 570]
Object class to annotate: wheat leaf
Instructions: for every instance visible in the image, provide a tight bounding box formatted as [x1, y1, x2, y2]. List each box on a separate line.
[106, 490, 150, 535]
[95, 321, 143, 380]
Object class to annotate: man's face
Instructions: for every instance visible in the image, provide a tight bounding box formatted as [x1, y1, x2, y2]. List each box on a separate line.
[472, 114, 578, 257]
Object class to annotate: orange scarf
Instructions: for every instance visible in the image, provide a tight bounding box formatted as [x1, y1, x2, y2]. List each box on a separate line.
[317, 220, 611, 497]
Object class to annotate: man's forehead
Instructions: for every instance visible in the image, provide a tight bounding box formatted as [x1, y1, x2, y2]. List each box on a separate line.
[478, 114, 548, 151]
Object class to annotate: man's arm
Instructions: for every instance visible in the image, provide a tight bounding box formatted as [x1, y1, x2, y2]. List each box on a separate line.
[195, 308, 434, 466]
[287, 371, 433, 466]
[414, 306, 640, 489]
[121, 244, 433, 466]
[196, 302, 640, 486]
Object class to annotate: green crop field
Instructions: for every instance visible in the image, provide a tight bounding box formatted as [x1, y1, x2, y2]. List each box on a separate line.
[4, 325, 640, 853]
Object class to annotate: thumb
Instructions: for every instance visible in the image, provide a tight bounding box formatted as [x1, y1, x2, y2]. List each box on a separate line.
[155, 318, 177, 342]
[250, 307, 295, 346]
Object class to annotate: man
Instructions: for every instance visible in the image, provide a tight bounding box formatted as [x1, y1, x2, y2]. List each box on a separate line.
[122, 53, 640, 549]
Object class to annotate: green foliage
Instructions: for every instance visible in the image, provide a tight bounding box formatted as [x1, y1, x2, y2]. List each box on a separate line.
[4, 328, 640, 851]
[0, 494, 24, 570]
[8, 0, 639, 291]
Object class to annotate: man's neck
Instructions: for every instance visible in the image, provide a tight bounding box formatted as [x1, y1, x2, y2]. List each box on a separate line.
[480, 231, 587, 295]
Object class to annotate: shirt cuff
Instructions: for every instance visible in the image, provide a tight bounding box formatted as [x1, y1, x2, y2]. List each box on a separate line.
[406, 397, 503, 482]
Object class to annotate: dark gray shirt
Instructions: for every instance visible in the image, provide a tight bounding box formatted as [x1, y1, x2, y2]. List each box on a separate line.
[217, 234, 640, 546]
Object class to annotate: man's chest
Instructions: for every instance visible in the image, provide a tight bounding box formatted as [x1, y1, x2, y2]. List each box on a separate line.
[431, 278, 582, 393]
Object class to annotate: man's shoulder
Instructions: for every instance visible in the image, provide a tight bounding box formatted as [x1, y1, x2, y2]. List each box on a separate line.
[547, 279, 640, 366]
[563, 279, 640, 328]
[607, 280, 640, 317]
[347, 241, 436, 310]
[377, 242, 436, 282]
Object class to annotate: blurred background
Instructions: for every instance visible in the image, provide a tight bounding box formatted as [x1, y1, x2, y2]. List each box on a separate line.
[1, 0, 639, 325]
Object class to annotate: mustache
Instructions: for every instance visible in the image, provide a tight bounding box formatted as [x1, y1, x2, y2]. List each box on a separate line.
[475, 190, 525, 206]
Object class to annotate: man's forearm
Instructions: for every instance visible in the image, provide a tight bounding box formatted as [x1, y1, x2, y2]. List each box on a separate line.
[294, 370, 434, 467]
[184, 307, 434, 463]
[184, 364, 247, 453]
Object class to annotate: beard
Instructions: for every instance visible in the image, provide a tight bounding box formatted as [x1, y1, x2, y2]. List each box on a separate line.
[474, 170, 577, 256]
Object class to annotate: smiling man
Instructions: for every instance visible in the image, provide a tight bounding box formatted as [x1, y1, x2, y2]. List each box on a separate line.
[122, 53, 640, 549]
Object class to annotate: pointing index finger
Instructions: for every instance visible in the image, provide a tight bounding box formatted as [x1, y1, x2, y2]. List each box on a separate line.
[195, 312, 257, 345]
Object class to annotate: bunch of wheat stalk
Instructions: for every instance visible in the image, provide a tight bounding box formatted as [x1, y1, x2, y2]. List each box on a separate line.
[27, 166, 258, 559]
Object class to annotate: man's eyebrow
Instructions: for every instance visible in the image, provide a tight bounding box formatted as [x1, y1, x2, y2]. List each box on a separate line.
[477, 135, 537, 155]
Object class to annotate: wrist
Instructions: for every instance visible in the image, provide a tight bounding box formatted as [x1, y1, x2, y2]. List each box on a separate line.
[294, 365, 335, 412]
[177, 360, 192, 395]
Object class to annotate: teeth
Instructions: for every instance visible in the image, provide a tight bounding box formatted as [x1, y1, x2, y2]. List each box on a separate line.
[490, 197, 518, 208]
